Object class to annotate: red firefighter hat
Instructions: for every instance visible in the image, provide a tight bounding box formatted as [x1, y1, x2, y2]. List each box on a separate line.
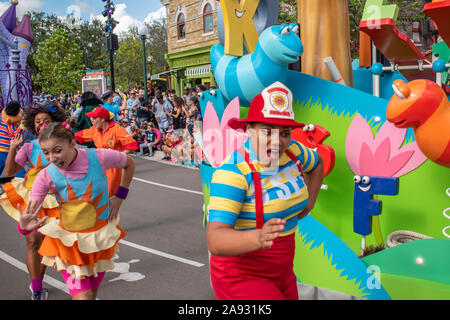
[228, 82, 305, 131]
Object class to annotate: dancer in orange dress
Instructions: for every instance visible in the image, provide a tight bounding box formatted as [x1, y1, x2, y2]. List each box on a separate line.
[74, 106, 138, 197]
[18, 122, 135, 300]
[0, 103, 66, 300]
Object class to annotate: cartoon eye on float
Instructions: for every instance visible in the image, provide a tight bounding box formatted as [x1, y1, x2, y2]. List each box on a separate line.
[281, 25, 290, 35]
[362, 176, 371, 184]
[302, 124, 316, 132]
[292, 24, 300, 36]
[292, 124, 335, 177]
[353, 175, 361, 183]
[235, 9, 245, 19]
[392, 80, 411, 99]
[357, 176, 371, 192]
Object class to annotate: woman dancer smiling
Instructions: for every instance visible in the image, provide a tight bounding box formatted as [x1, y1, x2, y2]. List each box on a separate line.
[18, 122, 135, 300]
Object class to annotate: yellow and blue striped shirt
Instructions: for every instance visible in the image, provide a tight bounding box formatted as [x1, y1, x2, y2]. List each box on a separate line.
[209, 139, 319, 236]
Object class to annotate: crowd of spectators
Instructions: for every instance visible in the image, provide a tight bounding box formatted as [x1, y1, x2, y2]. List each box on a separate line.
[33, 84, 206, 166]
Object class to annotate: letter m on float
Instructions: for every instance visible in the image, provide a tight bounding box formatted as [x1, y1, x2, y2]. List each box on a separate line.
[221, 0, 260, 56]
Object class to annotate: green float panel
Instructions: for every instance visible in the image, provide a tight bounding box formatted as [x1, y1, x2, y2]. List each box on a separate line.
[361, 0, 399, 22]
[433, 41, 450, 86]
[376, 273, 450, 300]
[362, 239, 450, 285]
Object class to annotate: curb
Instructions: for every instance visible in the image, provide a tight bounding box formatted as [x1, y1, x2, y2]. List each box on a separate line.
[129, 151, 200, 170]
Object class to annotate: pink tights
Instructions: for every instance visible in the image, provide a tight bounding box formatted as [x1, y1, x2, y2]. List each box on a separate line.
[60, 270, 105, 297]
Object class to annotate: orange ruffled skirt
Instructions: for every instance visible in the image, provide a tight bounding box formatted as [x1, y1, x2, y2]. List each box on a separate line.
[38, 217, 126, 279]
[0, 177, 59, 222]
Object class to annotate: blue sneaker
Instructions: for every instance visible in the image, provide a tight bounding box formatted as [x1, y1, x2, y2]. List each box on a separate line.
[31, 289, 48, 300]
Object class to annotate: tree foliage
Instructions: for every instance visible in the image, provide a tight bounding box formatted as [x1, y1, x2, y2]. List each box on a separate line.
[114, 36, 144, 90]
[74, 18, 110, 71]
[278, 0, 297, 24]
[26, 10, 168, 93]
[114, 19, 168, 90]
[32, 28, 85, 95]
[147, 19, 168, 75]
[28, 12, 109, 92]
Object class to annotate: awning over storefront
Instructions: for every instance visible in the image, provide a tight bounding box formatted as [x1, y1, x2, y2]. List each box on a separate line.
[150, 70, 170, 80]
[150, 68, 184, 81]
[185, 65, 212, 77]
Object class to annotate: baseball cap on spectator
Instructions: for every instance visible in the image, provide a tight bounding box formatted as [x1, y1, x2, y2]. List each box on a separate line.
[85, 106, 111, 120]
[101, 90, 115, 101]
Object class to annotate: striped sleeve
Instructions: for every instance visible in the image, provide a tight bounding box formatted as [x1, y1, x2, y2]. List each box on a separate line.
[292, 140, 319, 173]
[0, 123, 23, 150]
[208, 162, 248, 226]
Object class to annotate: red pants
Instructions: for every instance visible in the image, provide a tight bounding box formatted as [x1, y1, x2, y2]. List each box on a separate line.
[210, 233, 298, 300]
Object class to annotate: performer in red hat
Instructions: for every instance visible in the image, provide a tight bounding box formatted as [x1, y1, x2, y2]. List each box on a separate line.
[74, 106, 138, 197]
[206, 82, 324, 300]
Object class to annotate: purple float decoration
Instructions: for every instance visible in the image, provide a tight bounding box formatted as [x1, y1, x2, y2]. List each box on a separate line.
[0, 1, 33, 111]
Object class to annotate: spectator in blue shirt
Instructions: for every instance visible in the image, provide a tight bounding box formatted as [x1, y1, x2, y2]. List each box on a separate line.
[126, 89, 139, 122]
[152, 93, 173, 133]
[101, 90, 125, 122]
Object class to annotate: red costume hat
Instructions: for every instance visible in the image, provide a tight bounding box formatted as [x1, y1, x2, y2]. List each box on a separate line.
[85, 107, 111, 121]
[228, 82, 305, 131]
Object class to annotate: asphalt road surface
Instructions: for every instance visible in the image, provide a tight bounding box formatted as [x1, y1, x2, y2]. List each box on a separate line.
[0, 155, 216, 300]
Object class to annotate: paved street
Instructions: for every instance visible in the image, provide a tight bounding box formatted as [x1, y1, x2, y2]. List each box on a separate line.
[0, 153, 215, 300]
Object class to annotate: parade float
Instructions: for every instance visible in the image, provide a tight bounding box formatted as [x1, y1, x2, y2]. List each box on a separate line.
[197, 0, 450, 300]
[0, 1, 33, 110]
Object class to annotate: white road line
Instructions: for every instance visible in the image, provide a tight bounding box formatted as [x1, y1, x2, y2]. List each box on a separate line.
[132, 177, 204, 196]
[119, 240, 205, 268]
[0, 249, 69, 295]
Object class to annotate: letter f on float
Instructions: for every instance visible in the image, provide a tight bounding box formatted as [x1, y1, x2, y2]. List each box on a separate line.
[352, 175, 398, 237]
[345, 113, 426, 247]
[221, 0, 260, 56]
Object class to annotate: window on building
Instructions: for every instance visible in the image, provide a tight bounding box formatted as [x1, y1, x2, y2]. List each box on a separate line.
[203, 4, 213, 33]
[177, 13, 185, 39]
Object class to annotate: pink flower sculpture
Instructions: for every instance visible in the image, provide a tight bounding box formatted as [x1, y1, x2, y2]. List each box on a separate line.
[345, 113, 427, 177]
[202, 97, 248, 168]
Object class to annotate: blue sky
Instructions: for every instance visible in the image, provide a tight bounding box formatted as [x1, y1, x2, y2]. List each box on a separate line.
[40, 0, 163, 22]
[0, 0, 165, 33]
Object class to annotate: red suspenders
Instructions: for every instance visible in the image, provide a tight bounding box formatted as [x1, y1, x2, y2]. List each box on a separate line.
[237, 148, 305, 229]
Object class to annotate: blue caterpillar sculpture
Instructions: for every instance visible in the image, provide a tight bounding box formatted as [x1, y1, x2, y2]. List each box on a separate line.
[210, 23, 303, 106]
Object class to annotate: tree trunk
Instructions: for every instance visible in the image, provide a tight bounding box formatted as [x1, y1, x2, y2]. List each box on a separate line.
[298, 0, 353, 87]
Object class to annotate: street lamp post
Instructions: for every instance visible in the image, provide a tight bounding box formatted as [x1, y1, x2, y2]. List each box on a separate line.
[138, 25, 149, 101]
